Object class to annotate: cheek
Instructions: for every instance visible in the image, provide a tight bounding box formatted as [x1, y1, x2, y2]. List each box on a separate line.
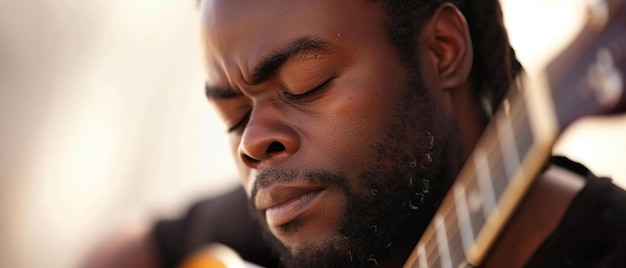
[307, 79, 403, 173]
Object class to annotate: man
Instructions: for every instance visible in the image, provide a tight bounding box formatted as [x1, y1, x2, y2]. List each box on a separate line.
[198, 0, 626, 267]
[201, 0, 487, 266]
[85, 0, 626, 267]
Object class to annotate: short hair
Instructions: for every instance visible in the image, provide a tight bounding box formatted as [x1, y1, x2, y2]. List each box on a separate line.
[374, 0, 522, 118]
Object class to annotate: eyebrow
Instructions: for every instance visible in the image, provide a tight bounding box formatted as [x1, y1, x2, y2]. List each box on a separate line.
[205, 37, 328, 100]
[250, 37, 328, 84]
[205, 84, 241, 100]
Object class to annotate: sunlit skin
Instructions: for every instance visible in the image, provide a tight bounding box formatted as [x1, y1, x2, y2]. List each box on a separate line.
[201, 0, 482, 266]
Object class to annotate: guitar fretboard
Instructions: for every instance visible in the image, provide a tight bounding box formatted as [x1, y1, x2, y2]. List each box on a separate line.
[406, 79, 549, 268]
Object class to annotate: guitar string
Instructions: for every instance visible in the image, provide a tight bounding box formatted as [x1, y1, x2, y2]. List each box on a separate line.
[415, 93, 528, 265]
[425, 208, 463, 266]
[420, 150, 516, 265]
[417, 110, 524, 265]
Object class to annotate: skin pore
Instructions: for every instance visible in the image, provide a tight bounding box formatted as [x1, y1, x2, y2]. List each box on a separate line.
[201, 0, 480, 267]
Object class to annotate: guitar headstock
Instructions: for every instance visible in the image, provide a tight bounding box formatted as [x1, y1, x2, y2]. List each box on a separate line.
[546, 0, 625, 128]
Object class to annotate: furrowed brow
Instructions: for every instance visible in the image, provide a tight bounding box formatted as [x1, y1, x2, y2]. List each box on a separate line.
[250, 37, 328, 84]
[205, 84, 241, 100]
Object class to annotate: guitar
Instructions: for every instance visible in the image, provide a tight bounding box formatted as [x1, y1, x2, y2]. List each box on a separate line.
[403, 0, 626, 267]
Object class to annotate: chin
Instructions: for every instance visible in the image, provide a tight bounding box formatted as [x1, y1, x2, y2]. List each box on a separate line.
[280, 233, 355, 268]
[290, 231, 348, 255]
[270, 217, 346, 253]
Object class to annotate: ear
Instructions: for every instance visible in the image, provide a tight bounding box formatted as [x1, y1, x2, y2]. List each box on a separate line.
[422, 3, 473, 90]
[421, 5, 484, 158]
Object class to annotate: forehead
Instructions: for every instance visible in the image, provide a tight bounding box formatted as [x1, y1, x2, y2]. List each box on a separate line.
[200, 0, 388, 84]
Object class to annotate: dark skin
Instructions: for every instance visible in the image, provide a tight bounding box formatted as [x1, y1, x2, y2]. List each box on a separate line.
[202, 0, 483, 266]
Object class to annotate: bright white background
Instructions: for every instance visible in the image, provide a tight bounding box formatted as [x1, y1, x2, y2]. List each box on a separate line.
[0, 0, 624, 267]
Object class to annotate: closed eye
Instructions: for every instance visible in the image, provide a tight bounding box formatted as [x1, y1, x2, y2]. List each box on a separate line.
[283, 76, 334, 102]
[227, 109, 251, 133]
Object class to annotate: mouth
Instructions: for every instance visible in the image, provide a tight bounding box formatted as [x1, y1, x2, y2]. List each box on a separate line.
[255, 183, 325, 227]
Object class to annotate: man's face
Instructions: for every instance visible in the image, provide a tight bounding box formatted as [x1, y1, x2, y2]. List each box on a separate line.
[201, 0, 462, 266]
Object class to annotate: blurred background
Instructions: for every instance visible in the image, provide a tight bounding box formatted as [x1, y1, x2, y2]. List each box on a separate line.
[0, 0, 624, 267]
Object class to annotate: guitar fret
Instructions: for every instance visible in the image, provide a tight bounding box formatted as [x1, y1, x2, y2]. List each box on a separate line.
[496, 101, 521, 179]
[491, 162, 508, 203]
[448, 230, 466, 267]
[430, 250, 443, 268]
[448, 231, 466, 267]
[417, 245, 428, 268]
[453, 184, 475, 257]
[422, 224, 438, 267]
[488, 140, 509, 202]
[474, 149, 498, 217]
[426, 237, 439, 268]
[441, 207, 466, 266]
[512, 98, 534, 161]
[466, 179, 486, 237]
[435, 216, 453, 268]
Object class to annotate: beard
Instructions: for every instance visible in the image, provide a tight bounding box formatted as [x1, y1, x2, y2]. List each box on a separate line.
[251, 69, 463, 268]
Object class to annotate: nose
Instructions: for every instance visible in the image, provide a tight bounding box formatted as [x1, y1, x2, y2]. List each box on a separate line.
[238, 108, 300, 168]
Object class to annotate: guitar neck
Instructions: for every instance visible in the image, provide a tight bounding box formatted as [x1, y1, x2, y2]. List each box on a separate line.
[404, 0, 626, 266]
[404, 74, 557, 268]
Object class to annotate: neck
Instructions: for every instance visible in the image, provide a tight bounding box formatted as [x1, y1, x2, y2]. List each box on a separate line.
[448, 83, 485, 159]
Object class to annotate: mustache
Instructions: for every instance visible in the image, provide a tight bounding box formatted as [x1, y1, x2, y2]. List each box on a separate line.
[250, 168, 349, 201]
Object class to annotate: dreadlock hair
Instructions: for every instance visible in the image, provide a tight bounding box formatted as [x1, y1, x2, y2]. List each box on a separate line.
[374, 0, 523, 119]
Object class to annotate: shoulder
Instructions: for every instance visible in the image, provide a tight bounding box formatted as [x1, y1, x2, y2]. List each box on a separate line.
[527, 156, 626, 267]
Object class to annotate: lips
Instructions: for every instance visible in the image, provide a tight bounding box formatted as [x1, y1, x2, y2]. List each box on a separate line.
[255, 183, 325, 227]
